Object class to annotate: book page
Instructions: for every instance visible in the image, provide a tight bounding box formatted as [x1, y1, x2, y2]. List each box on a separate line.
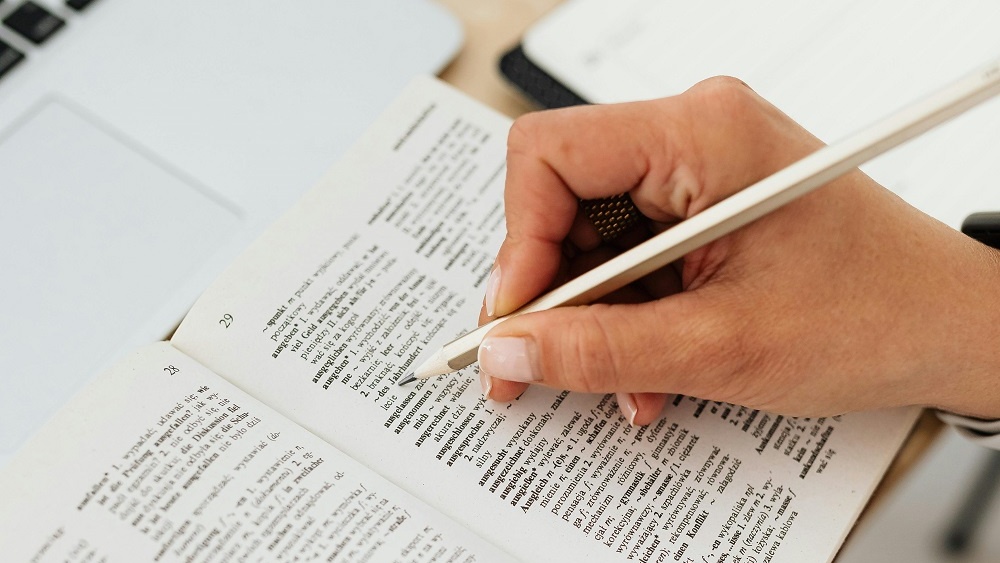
[173, 76, 921, 562]
[0, 343, 513, 562]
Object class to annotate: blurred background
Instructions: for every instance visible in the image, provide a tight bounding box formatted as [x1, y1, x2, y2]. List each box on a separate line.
[3, 0, 999, 560]
[840, 426, 1000, 562]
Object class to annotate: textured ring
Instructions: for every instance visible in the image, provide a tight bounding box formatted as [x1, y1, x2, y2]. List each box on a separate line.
[579, 193, 641, 241]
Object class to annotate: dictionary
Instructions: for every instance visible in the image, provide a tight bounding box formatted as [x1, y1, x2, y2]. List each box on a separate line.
[0, 77, 919, 562]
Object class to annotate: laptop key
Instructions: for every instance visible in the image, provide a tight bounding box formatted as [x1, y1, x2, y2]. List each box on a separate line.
[0, 39, 26, 81]
[66, 0, 97, 11]
[4, 2, 65, 45]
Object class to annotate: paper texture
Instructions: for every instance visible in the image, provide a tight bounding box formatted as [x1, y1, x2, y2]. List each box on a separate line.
[0, 343, 512, 562]
[173, 77, 920, 562]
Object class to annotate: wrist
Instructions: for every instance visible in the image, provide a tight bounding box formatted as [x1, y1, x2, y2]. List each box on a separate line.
[927, 236, 1000, 418]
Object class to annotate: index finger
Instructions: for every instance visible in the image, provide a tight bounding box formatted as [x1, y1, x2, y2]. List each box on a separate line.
[491, 103, 672, 317]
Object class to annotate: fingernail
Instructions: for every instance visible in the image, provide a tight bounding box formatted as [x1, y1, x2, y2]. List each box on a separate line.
[478, 336, 540, 382]
[485, 266, 501, 317]
[479, 369, 493, 399]
[617, 392, 637, 426]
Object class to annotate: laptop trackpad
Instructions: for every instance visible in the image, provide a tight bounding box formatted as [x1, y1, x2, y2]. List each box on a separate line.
[0, 100, 240, 459]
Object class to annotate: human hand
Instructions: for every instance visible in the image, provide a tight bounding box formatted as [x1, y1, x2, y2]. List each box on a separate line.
[477, 77, 1000, 423]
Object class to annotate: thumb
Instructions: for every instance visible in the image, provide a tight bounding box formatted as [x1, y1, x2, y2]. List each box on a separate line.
[477, 295, 737, 398]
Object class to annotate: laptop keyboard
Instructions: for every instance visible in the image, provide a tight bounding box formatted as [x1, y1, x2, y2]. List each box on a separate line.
[0, 39, 25, 79]
[0, 0, 96, 82]
[4, 2, 65, 45]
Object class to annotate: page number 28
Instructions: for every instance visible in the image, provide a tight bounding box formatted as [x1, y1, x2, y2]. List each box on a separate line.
[219, 313, 234, 328]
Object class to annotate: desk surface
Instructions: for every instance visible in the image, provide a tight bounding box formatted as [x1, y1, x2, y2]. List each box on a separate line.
[436, 0, 558, 118]
[433, 0, 943, 530]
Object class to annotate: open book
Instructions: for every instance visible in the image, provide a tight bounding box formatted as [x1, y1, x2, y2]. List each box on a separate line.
[0, 77, 919, 562]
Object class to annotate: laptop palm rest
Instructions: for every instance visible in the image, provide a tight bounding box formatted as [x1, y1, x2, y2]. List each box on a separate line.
[0, 100, 240, 459]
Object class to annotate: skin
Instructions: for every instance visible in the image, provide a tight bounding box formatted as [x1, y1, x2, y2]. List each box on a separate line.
[476, 76, 1000, 425]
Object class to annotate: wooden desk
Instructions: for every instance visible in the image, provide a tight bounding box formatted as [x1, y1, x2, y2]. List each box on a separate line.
[436, 0, 560, 118]
[433, 0, 944, 529]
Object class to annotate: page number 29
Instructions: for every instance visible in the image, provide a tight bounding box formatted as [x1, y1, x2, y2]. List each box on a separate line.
[219, 314, 234, 328]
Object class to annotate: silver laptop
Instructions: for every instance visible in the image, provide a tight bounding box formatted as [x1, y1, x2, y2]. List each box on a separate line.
[0, 0, 462, 466]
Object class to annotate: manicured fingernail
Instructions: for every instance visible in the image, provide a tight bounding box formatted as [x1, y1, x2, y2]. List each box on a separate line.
[479, 370, 493, 399]
[485, 266, 501, 317]
[617, 392, 637, 426]
[478, 336, 540, 382]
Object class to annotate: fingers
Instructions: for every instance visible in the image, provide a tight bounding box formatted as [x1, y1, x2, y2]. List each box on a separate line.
[480, 386, 669, 427]
[617, 392, 671, 426]
[491, 77, 820, 319]
[485, 375, 528, 403]
[477, 76, 825, 417]
[477, 294, 742, 400]
[491, 103, 668, 319]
